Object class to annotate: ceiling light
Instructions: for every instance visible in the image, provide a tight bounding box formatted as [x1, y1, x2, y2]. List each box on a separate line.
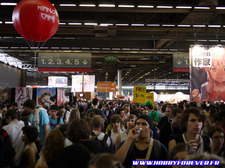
[59, 4, 76, 6]
[68, 23, 82, 25]
[99, 4, 115, 7]
[197, 40, 207, 42]
[61, 47, 70, 49]
[176, 6, 192, 9]
[157, 6, 173, 9]
[5, 21, 13, 24]
[84, 23, 98, 26]
[112, 48, 120, 50]
[51, 47, 60, 49]
[15, 37, 23, 39]
[208, 40, 218, 42]
[52, 37, 63, 39]
[20, 47, 28, 49]
[194, 6, 210, 9]
[100, 23, 113, 26]
[71, 47, 80, 49]
[216, 7, 225, 10]
[122, 48, 130, 50]
[64, 37, 75, 39]
[0, 3, 17, 6]
[79, 4, 96, 7]
[116, 24, 129, 26]
[102, 48, 110, 50]
[131, 48, 140, 50]
[208, 25, 221, 27]
[81, 47, 90, 50]
[147, 24, 160, 26]
[59, 23, 66, 25]
[162, 24, 175, 26]
[178, 24, 191, 27]
[131, 24, 144, 26]
[137, 5, 154, 8]
[0, 21, 2, 24]
[118, 5, 134, 8]
[10, 47, 19, 49]
[193, 25, 206, 27]
[92, 48, 100, 50]
[40, 47, 48, 49]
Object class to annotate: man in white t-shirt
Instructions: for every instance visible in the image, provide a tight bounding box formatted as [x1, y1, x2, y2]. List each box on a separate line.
[3, 109, 25, 166]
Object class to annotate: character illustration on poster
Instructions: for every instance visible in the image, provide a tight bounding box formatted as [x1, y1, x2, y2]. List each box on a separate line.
[0, 87, 11, 105]
[37, 88, 56, 108]
[15, 87, 32, 111]
[191, 46, 225, 104]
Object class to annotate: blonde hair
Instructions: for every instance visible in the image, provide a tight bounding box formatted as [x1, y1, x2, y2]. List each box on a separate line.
[68, 108, 80, 124]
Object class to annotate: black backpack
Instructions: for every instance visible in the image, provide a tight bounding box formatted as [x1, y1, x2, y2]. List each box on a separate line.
[91, 132, 112, 153]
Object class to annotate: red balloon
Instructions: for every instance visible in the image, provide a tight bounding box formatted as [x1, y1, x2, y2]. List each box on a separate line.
[12, 0, 59, 42]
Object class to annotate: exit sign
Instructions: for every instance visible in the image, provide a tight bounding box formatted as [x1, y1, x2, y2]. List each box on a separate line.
[105, 56, 117, 61]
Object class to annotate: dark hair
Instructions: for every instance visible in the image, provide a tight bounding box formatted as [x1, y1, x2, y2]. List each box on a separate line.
[50, 105, 59, 111]
[208, 126, 224, 138]
[211, 112, 222, 124]
[92, 115, 104, 128]
[57, 123, 69, 137]
[12, 102, 17, 107]
[110, 114, 122, 126]
[5, 109, 18, 120]
[169, 143, 194, 160]
[23, 99, 36, 109]
[79, 106, 85, 113]
[172, 108, 182, 117]
[124, 114, 137, 129]
[179, 107, 206, 133]
[67, 119, 91, 143]
[22, 126, 38, 142]
[115, 108, 124, 115]
[89, 153, 123, 168]
[92, 98, 99, 106]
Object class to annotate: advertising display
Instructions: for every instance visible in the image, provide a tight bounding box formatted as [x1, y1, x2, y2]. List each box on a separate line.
[72, 75, 95, 92]
[57, 88, 70, 105]
[15, 87, 33, 111]
[0, 87, 11, 105]
[36, 88, 56, 107]
[48, 76, 68, 87]
[97, 82, 116, 92]
[190, 45, 225, 104]
[133, 86, 146, 104]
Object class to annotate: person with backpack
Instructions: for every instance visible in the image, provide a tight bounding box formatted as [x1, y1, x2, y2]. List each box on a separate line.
[115, 115, 168, 168]
[49, 105, 63, 130]
[91, 115, 114, 153]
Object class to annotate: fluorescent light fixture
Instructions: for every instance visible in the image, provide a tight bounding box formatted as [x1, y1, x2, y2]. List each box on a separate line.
[68, 23, 82, 25]
[216, 7, 225, 10]
[170, 49, 178, 51]
[178, 24, 191, 27]
[84, 23, 98, 26]
[118, 5, 134, 8]
[0, 47, 8, 49]
[30, 47, 39, 50]
[51, 47, 60, 49]
[59, 22, 66, 25]
[160, 49, 168, 51]
[40, 47, 49, 49]
[209, 40, 219, 42]
[137, 5, 153, 8]
[131, 24, 144, 26]
[208, 25, 221, 27]
[147, 24, 160, 26]
[0, 3, 17, 6]
[79, 4, 96, 7]
[15, 37, 23, 39]
[176, 6, 192, 9]
[194, 6, 210, 9]
[20, 47, 28, 49]
[142, 49, 152, 51]
[162, 24, 175, 26]
[0, 21, 2, 24]
[102, 48, 110, 50]
[122, 48, 131, 50]
[5, 21, 13, 24]
[59, 4, 76, 7]
[193, 25, 206, 27]
[221, 40, 225, 42]
[52, 37, 63, 39]
[112, 48, 121, 50]
[100, 23, 113, 26]
[197, 40, 207, 42]
[71, 47, 80, 49]
[10, 47, 19, 49]
[3, 36, 13, 38]
[116, 24, 129, 26]
[81, 47, 90, 50]
[131, 48, 140, 50]
[92, 48, 100, 50]
[157, 6, 173, 9]
[99, 4, 115, 7]
[61, 47, 70, 49]
[64, 37, 75, 39]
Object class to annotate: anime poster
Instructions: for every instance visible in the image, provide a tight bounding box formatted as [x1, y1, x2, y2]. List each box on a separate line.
[15, 87, 33, 111]
[36, 88, 56, 107]
[57, 88, 70, 105]
[190, 45, 225, 104]
[0, 87, 11, 105]
[72, 75, 95, 92]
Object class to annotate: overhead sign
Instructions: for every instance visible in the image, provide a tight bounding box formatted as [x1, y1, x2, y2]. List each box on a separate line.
[38, 53, 91, 71]
[133, 86, 146, 104]
[97, 82, 116, 92]
[173, 52, 189, 72]
[72, 75, 95, 92]
[105, 56, 117, 61]
[48, 76, 68, 87]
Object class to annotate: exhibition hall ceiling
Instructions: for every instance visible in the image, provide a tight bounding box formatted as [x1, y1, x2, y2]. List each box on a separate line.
[0, 0, 225, 85]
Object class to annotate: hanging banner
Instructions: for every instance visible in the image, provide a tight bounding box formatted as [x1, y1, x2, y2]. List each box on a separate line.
[72, 75, 95, 92]
[48, 76, 68, 87]
[15, 87, 33, 111]
[57, 88, 70, 105]
[190, 45, 225, 104]
[97, 82, 116, 92]
[36, 88, 56, 107]
[133, 86, 146, 104]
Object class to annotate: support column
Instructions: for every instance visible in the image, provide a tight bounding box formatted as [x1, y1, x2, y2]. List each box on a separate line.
[117, 70, 122, 96]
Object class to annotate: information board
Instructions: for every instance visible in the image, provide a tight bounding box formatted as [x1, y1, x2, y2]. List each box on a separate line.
[97, 82, 116, 92]
[133, 86, 146, 104]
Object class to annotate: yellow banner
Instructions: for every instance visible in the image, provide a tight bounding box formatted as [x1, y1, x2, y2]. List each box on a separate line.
[146, 93, 155, 108]
[133, 86, 146, 104]
[97, 82, 116, 92]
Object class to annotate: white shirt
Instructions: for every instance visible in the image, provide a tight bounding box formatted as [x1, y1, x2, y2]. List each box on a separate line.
[111, 129, 122, 145]
[3, 120, 25, 166]
[93, 130, 112, 147]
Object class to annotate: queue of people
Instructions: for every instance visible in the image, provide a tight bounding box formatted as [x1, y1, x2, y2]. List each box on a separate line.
[0, 98, 225, 168]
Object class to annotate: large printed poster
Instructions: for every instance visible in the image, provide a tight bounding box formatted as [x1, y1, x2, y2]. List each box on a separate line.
[190, 46, 225, 104]
[57, 88, 70, 105]
[0, 87, 11, 105]
[72, 75, 95, 92]
[36, 88, 56, 107]
[15, 87, 33, 111]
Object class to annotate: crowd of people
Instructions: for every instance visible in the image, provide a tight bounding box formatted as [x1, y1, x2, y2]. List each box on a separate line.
[1, 98, 225, 168]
